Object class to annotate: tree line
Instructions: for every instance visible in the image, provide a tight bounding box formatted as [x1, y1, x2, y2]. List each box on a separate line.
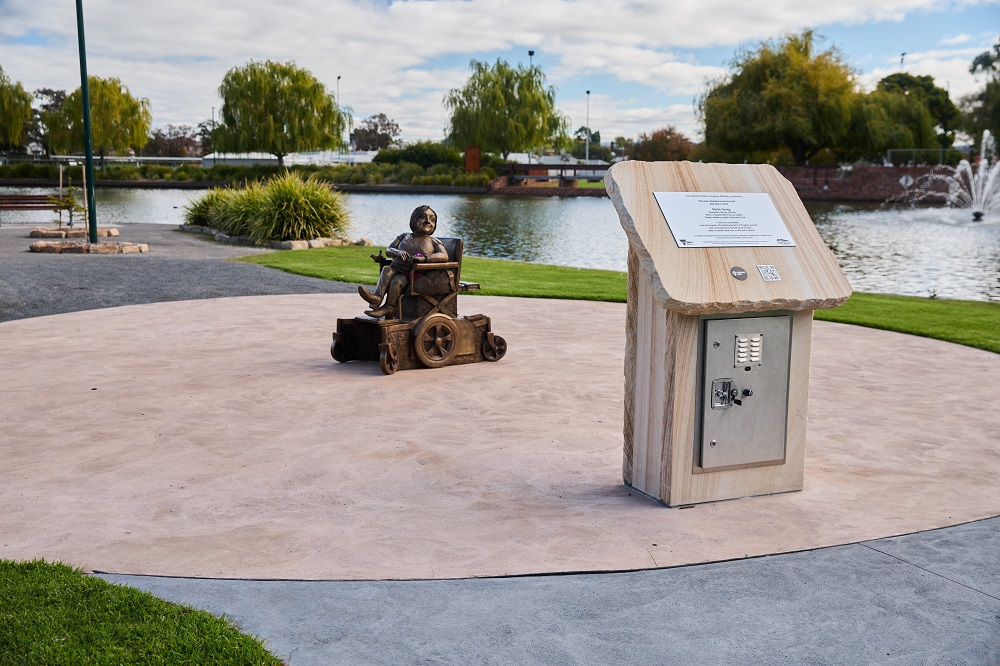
[1, 32, 997, 169]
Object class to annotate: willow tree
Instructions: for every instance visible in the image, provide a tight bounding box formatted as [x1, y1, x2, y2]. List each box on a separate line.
[46, 76, 151, 163]
[877, 73, 959, 148]
[700, 31, 855, 166]
[215, 61, 348, 168]
[0, 66, 33, 151]
[445, 59, 568, 160]
[840, 89, 937, 163]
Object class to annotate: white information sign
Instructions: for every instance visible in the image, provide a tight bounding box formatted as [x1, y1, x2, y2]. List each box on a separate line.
[653, 192, 796, 248]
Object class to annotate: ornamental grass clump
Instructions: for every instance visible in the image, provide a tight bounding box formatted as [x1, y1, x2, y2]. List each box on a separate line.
[185, 173, 350, 244]
[214, 182, 267, 238]
[247, 172, 350, 244]
[182, 187, 228, 227]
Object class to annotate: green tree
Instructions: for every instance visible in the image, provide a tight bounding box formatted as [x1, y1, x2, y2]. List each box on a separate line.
[46, 76, 152, 164]
[445, 59, 568, 160]
[628, 126, 695, 161]
[196, 120, 215, 155]
[570, 126, 612, 160]
[216, 61, 348, 168]
[841, 89, 937, 163]
[876, 73, 959, 148]
[961, 40, 1000, 141]
[351, 113, 400, 151]
[0, 66, 33, 152]
[28, 88, 66, 155]
[145, 124, 201, 157]
[699, 31, 855, 165]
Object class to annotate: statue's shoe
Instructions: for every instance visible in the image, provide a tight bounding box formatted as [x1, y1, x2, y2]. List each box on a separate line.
[358, 285, 383, 306]
[366, 305, 395, 318]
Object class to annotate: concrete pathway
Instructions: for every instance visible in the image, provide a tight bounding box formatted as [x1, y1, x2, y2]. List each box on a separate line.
[100, 517, 1000, 665]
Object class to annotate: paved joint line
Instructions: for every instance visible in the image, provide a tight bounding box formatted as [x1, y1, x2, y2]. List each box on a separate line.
[861, 543, 1000, 602]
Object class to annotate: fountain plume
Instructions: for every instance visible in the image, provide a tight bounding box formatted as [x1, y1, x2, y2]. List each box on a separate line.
[889, 131, 999, 220]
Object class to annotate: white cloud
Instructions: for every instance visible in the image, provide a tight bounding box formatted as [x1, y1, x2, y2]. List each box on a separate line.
[941, 34, 975, 45]
[1, 0, 998, 141]
[859, 40, 998, 99]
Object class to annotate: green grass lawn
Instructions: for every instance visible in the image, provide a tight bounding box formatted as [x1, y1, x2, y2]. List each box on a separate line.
[0, 560, 281, 665]
[237, 245, 1000, 354]
[235, 244, 629, 303]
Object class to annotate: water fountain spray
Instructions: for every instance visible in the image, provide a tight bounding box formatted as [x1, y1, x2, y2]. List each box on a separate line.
[890, 131, 999, 221]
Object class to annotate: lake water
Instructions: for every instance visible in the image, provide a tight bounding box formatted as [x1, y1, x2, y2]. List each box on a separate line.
[3, 185, 998, 302]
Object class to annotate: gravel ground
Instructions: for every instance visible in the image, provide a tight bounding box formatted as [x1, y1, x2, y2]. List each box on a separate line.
[0, 223, 354, 322]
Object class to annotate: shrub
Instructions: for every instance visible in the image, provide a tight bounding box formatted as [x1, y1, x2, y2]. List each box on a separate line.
[173, 165, 198, 180]
[139, 164, 172, 180]
[102, 165, 141, 181]
[373, 141, 462, 169]
[182, 187, 228, 228]
[391, 162, 424, 184]
[246, 172, 351, 244]
[215, 183, 266, 237]
[315, 165, 354, 184]
[2, 162, 59, 179]
[427, 164, 456, 177]
[454, 173, 489, 187]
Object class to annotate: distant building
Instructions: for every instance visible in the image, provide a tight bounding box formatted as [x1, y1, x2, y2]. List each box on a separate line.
[201, 151, 379, 167]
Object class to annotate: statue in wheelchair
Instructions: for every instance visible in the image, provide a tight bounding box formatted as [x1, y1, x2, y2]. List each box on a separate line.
[330, 205, 507, 375]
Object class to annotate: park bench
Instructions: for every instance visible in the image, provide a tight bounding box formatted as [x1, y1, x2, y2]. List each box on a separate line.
[0, 193, 78, 227]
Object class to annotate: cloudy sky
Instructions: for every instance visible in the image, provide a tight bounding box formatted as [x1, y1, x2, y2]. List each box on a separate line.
[0, 0, 997, 144]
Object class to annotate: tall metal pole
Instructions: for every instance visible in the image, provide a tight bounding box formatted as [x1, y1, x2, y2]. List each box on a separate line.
[528, 50, 534, 68]
[75, 0, 98, 244]
[585, 90, 590, 162]
[337, 75, 342, 158]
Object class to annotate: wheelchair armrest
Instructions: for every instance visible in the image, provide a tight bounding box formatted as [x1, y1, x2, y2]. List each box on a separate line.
[411, 261, 460, 272]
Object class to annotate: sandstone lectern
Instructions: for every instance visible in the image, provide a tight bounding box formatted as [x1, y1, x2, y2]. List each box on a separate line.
[605, 161, 852, 506]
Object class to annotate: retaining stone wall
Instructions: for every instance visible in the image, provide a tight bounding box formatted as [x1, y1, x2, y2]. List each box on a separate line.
[774, 166, 945, 202]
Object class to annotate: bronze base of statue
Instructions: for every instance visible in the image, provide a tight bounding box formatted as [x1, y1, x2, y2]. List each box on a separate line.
[332, 312, 506, 375]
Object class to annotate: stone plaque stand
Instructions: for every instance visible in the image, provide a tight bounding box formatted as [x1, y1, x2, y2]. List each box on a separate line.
[605, 161, 852, 506]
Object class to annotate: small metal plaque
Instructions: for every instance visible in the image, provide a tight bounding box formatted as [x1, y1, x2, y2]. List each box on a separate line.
[730, 266, 748, 281]
[654, 192, 797, 248]
[757, 264, 781, 282]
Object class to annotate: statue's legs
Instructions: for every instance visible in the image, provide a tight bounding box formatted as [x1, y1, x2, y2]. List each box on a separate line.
[359, 267, 396, 306]
[366, 274, 407, 319]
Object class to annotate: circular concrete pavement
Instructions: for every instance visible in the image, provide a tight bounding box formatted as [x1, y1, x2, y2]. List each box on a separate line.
[2, 294, 998, 580]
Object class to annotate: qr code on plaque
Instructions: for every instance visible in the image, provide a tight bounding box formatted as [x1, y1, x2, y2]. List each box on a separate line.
[757, 264, 781, 282]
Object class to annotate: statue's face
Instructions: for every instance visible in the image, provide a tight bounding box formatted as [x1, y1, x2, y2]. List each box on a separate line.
[412, 208, 437, 235]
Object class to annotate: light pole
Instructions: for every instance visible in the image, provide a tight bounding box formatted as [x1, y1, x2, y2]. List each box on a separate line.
[528, 50, 534, 67]
[337, 75, 342, 158]
[75, 0, 98, 243]
[585, 90, 590, 162]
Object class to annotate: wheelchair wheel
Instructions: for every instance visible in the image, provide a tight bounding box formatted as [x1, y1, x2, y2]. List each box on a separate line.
[379, 342, 399, 375]
[331, 335, 348, 363]
[482, 332, 507, 362]
[414, 314, 460, 368]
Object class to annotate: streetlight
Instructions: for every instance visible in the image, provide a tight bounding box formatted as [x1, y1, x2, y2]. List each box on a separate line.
[585, 90, 590, 162]
[528, 50, 534, 67]
[75, 0, 98, 243]
[337, 75, 342, 158]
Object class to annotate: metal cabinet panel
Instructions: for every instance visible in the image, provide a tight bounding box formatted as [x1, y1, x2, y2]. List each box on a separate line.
[699, 315, 791, 471]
